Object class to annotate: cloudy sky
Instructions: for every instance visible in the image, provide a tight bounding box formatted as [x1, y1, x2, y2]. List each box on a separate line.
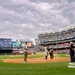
[0, 0, 75, 40]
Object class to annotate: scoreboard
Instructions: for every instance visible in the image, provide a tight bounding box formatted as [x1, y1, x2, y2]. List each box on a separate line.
[0, 38, 12, 50]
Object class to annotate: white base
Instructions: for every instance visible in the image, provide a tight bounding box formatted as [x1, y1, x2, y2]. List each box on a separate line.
[68, 65, 75, 68]
[69, 63, 75, 65]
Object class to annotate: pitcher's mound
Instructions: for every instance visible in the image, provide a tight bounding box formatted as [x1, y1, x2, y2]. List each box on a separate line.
[3, 57, 70, 63]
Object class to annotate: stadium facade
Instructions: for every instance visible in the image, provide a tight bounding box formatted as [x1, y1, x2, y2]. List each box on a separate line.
[0, 38, 34, 55]
[38, 27, 75, 53]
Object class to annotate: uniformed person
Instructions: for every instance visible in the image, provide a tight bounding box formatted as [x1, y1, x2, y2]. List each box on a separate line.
[23, 42, 28, 63]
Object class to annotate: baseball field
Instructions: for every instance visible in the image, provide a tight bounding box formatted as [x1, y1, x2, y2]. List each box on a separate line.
[0, 54, 75, 75]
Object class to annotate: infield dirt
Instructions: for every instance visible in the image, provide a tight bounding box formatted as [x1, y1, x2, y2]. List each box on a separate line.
[3, 56, 70, 63]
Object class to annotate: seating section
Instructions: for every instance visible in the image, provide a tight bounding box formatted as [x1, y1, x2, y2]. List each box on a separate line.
[38, 27, 75, 51]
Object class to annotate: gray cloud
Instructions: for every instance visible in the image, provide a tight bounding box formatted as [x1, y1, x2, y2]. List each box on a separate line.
[0, 0, 75, 40]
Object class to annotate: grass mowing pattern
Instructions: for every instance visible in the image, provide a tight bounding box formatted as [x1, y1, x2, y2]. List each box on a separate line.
[0, 54, 75, 75]
[0, 54, 45, 60]
[55, 54, 70, 58]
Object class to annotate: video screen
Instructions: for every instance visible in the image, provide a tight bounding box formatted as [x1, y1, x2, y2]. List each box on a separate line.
[0, 38, 12, 50]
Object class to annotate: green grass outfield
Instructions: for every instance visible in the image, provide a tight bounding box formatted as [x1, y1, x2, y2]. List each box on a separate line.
[0, 54, 75, 75]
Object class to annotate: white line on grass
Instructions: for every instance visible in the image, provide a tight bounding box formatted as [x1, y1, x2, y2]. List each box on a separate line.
[68, 65, 75, 68]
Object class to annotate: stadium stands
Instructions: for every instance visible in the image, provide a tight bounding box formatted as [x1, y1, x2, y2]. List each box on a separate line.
[38, 26, 75, 53]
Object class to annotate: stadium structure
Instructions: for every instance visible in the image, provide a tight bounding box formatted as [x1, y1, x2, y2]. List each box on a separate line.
[0, 38, 13, 54]
[38, 26, 75, 54]
[0, 38, 34, 55]
[12, 39, 34, 55]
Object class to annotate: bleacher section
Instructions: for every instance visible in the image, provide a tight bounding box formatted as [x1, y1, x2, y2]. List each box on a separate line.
[38, 27, 75, 53]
